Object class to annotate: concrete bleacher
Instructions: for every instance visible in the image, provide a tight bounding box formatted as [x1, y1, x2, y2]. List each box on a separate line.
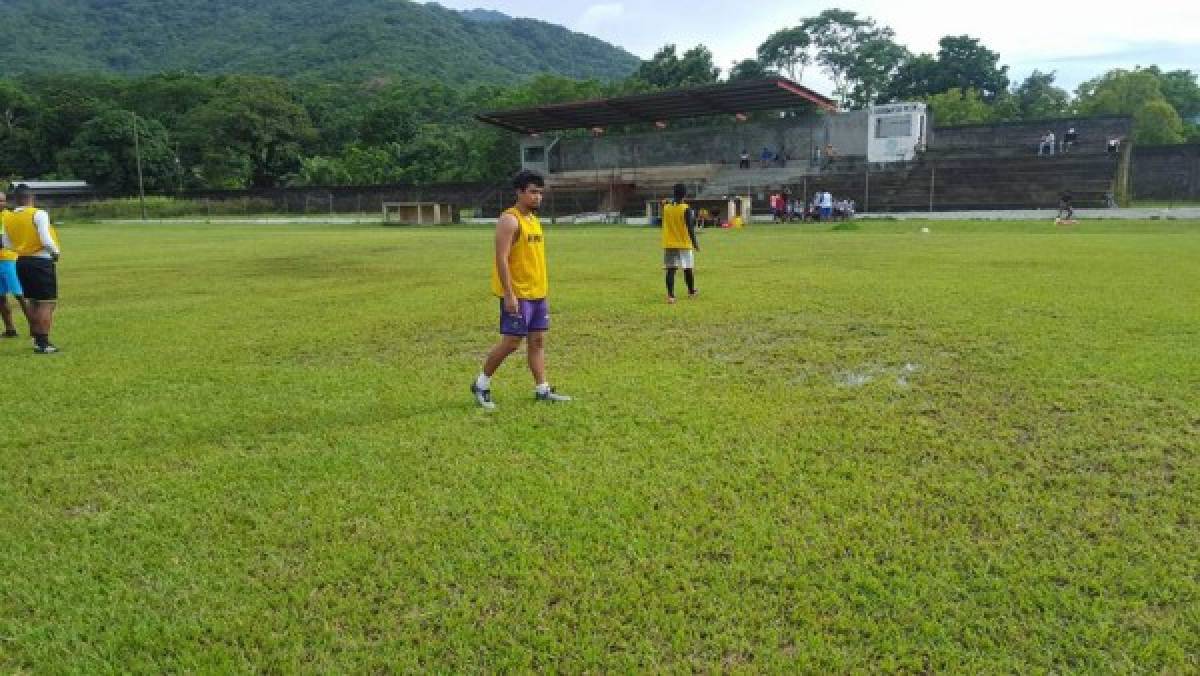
[696, 153, 1121, 212]
[875, 155, 1120, 210]
[534, 115, 1132, 215]
[544, 164, 722, 214]
[930, 115, 1131, 151]
[697, 117, 1131, 211]
[546, 164, 720, 190]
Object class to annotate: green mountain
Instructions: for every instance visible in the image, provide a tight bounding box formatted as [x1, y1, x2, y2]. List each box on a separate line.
[0, 0, 641, 83]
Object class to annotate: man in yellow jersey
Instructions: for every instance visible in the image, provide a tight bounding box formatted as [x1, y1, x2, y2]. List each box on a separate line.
[471, 170, 571, 410]
[1, 185, 61, 354]
[662, 183, 699, 304]
[0, 191, 30, 338]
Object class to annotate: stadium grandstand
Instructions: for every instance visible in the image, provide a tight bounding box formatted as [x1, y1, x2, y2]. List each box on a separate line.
[476, 77, 1134, 219]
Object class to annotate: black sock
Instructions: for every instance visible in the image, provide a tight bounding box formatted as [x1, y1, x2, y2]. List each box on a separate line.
[665, 269, 676, 297]
[34, 333, 48, 348]
[684, 269, 696, 294]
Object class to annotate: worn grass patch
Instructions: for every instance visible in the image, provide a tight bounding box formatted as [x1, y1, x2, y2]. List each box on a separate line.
[1, 219, 1197, 672]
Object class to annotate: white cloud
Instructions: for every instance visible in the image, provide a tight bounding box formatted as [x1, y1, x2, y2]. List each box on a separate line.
[579, 2, 625, 29]
[430, 0, 1199, 92]
[709, 0, 1200, 91]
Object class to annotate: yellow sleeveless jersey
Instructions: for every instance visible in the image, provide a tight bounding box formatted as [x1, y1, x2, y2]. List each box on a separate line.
[1, 208, 58, 258]
[491, 207, 548, 299]
[0, 210, 16, 261]
[662, 201, 693, 249]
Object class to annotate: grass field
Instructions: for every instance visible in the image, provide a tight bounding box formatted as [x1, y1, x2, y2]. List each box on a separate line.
[1, 218, 1197, 672]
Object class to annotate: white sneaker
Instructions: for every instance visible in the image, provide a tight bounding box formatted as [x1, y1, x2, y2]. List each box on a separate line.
[535, 387, 572, 402]
[471, 383, 496, 410]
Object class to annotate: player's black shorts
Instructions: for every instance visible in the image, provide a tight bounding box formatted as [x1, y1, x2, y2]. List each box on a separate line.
[16, 257, 57, 301]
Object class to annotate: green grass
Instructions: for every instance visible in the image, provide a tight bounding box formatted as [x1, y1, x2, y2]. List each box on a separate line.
[2, 219, 1198, 672]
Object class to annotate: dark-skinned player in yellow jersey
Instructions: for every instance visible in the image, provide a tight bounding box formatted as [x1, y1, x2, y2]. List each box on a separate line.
[661, 183, 700, 304]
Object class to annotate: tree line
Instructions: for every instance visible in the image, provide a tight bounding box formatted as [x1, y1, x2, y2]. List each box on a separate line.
[736, 9, 1198, 145]
[1, 7, 1196, 195]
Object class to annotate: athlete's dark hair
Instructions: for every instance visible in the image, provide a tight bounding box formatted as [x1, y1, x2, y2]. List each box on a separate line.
[512, 170, 545, 192]
[673, 183, 687, 200]
[11, 184, 32, 201]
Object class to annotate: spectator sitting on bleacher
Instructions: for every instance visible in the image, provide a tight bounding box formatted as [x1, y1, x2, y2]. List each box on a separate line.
[739, 149, 750, 169]
[1038, 131, 1055, 156]
[1107, 138, 1121, 155]
[823, 143, 839, 168]
[1063, 127, 1078, 153]
[760, 147, 772, 168]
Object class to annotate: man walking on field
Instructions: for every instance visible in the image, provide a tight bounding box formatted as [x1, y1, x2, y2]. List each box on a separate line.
[471, 170, 571, 410]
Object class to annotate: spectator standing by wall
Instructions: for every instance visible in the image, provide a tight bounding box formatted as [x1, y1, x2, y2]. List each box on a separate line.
[1063, 127, 1078, 153]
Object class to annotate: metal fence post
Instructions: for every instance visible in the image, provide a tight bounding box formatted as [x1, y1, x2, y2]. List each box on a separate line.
[864, 165, 870, 214]
[929, 166, 936, 213]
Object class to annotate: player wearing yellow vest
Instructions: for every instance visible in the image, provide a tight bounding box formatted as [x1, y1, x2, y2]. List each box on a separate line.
[662, 183, 699, 304]
[0, 191, 31, 338]
[1, 185, 61, 353]
[472, 171, 571, 409]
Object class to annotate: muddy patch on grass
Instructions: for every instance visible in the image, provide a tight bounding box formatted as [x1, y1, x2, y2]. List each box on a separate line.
[693, 315, 933, 386]
[837, 362, 923, 388]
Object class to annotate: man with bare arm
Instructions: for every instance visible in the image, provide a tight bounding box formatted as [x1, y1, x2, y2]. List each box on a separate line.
[471, 171, 571, 410]
[1, 185, 60, 353]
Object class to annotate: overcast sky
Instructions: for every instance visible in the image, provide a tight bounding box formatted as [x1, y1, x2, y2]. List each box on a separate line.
[429, 0, 1199, 95]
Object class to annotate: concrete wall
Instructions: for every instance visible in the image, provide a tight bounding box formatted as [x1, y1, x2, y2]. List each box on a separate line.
[551, 112, 869, 172]
[931, 116, 1132, 152]
[1132, 144, 1200, 200]
[181, 182, 505, 215]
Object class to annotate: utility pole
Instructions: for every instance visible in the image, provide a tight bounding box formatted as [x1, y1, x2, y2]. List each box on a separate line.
[132, 112, 147, 220]
[175, 142, 183, 194]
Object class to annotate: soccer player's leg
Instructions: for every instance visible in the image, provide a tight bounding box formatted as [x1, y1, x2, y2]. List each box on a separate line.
[0, 297, 14, 336]
[523, 300, 569, 402]
[682, 250, 697, 298]
[0, 261, 24, 337]
[472, 300, 528, 409]
[17, 258, 58, 353]
[664, 249, 680, 303]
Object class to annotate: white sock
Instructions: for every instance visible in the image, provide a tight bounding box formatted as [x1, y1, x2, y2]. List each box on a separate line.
[535, 383, 551, 394]
[475, 374, 491, 390]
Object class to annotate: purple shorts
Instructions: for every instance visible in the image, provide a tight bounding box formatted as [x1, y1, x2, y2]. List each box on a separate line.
[499, 298, 550, 336]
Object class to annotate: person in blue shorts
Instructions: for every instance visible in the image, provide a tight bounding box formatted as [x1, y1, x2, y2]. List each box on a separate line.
[0, 191, 29, 338]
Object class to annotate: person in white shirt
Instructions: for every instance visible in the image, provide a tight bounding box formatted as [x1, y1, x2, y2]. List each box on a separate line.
[0, 185, 61, 353]
[820, 191, 833, 221]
